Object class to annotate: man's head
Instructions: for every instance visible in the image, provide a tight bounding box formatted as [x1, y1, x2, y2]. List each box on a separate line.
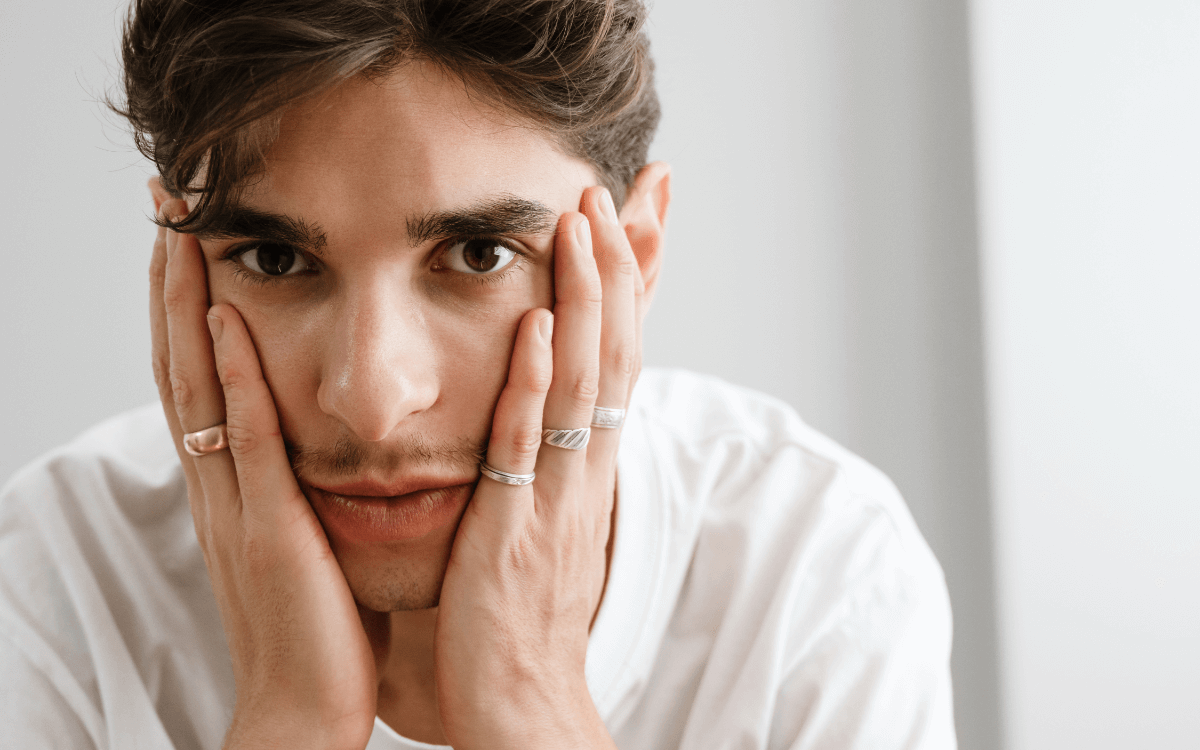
[116, 0, 669, 612]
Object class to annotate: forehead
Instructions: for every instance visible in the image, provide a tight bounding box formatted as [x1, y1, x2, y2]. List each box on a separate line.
[244, 61, 595, 231]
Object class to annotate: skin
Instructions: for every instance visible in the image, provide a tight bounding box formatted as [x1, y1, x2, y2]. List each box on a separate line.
[147, 60, 671, 749]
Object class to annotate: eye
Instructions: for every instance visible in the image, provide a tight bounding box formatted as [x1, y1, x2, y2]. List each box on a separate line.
[234, 242, 311, 277]
[442, 238, 518, 275]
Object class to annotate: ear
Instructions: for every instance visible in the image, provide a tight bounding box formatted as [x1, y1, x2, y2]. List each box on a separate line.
[619, 161, 671, 313]
[148, 176, 172, 214]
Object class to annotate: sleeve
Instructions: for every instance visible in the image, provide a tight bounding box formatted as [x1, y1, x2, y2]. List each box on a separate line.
[0, 635, 100, 750]
[768, 497, 958, 750]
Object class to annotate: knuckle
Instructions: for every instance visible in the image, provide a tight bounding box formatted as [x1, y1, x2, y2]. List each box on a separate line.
[169, 367, 195, 413]
[518, 366, 553, 395]
[580, 288, 604, 310]
[148, 256, 166, 287]
[215, 357, 246, 390]
[607, 250, 639, 279]
[608, 339, 638, 380]
[571, 367, 600, 404]
[224, 419, 262, 458]
[563, 276, 604, 310]
[509, 425, 543, 463]
[161, 282, 188, 316]
[151, 352, 171, 393]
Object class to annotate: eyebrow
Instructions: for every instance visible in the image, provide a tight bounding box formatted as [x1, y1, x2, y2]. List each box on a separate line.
[406, 195, 558, 244]
[195, 195, 558, 254]
[193, 205, 329, 256]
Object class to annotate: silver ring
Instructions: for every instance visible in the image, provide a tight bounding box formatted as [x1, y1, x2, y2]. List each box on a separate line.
[183, 423, 228, 457]
[479, 461, 536, 486]
[590, 406, 626, 429]
[541, 427, 591, 451]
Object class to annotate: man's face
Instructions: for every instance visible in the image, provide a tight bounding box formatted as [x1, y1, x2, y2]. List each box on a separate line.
[191, 62, 598, 612]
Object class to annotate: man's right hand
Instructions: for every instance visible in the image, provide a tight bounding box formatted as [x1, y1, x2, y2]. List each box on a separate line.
[149, 195, 381, 750]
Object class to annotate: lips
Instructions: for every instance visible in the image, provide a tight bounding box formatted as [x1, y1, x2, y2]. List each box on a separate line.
[303, 476, 476, 544]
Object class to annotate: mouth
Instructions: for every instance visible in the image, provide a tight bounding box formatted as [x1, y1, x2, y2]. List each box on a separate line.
[303, 476, 476, 545]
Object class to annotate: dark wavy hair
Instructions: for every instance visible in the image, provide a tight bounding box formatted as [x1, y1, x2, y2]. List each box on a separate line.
[111, 0, 661, 234]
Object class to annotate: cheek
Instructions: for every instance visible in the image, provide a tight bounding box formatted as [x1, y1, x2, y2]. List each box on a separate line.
[427, 271, 553, 420]
[232, 303, 326, 438]
[204, 265, 327, 444]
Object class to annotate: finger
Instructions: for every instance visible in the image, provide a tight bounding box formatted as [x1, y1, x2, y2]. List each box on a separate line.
[538, 214, 603, 476]
[208, 304, 307, 521]
[478, 309, 554, 514]
[162, 203, 238, 504]
[579, 187, 638, 465]
[150, 209, 204, 496]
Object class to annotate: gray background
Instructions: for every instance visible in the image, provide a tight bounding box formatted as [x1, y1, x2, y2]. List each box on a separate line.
[4, 0, 1199, 748]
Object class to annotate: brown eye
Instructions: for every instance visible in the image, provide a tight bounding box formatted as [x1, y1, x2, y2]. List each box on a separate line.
[236, 242, 309, 276]
[444, 238, 517, 274]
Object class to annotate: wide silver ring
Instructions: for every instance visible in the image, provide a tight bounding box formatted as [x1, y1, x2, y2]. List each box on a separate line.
[479, 460, 536, 486]
[541, 427, 591, 451]
[183, 423, 228, 456]
[590, 406, 626, 429]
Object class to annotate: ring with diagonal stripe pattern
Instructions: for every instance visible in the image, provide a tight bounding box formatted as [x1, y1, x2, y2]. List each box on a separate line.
[541, 427, 591, 451]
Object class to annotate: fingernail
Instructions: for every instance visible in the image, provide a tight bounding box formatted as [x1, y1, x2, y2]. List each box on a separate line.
[539, 313, 554, 343]
[599, 189, 618, 225]
[207, 313, 223, 343]
[575, 217, 591, 250]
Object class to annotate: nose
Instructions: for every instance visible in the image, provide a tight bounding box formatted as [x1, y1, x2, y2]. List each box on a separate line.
[316, 282, 439, 442]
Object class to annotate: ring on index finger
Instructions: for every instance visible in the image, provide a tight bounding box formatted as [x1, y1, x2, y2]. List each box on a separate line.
[479, 460, 536, 486]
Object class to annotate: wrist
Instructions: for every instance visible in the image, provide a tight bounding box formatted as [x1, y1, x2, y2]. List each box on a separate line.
[223, 704, 373, 750]
[451, 681, 615, 750]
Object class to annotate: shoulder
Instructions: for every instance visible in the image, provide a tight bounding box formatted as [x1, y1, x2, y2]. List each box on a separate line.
[628, 366, 948, 634]
[0, 404, 226, 747]
[1, 403, 182, 529]
[0, 400, 190, 625]
[0, 404, 201, 739]
[0, 400, 192, 606]
[629, 367, 934, 556]
[2, 402, 180, 500]
[618, 369, 954, 745]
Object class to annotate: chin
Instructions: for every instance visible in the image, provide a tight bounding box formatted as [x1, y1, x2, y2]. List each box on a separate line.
[345, 552, 451, 612]
[338, 540, 455, 612]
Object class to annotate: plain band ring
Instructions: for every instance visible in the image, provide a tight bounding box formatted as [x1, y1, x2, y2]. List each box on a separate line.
[541, 427, 591, 451]
[183, 423, 228, 457]
[479, 461, 536, 486]
[590, 406, 626, 429]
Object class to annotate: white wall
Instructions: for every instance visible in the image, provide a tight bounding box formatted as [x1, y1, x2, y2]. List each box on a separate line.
[0, 0, 160, 485]
[970, 1, 1200, 747]
[646, 3, 999, 746]
[0, 1, 1002, 746]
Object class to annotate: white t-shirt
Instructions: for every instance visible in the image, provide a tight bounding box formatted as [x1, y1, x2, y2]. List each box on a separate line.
[0, 369, 956, 750]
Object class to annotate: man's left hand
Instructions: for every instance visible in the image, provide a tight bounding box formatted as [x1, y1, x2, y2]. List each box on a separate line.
[434, 185, 643, 750]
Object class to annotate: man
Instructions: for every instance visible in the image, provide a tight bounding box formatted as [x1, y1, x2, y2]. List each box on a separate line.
[0, 1, 956, 748]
